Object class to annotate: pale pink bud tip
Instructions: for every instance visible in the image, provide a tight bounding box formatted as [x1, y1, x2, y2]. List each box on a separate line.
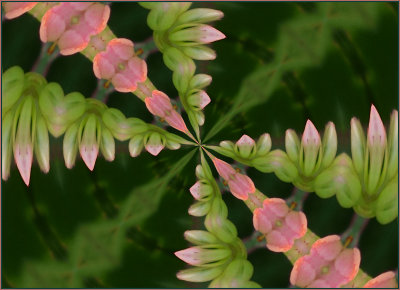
[14, 144, 33, 186]
[236, 134, 256, 147]
[198, 91, 211, 109]
[253, 198, 307, 252]
[175, 248, 203, 266]
[40, 3, 110, 55]
[190, 181, 202, 199]
[290, 235, 361, 288]
[80, 144, 99, 171]
[367, 104, 386, 147]
[3, 2, 38, 19]
[93, 38, 147, 92]
[198, 25, 226, 44]
[302, 120, 321, 146]
[145, 143, 164, 156]
[363, 271, 398, 288]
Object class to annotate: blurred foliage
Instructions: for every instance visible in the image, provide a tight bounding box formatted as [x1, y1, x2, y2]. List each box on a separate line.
[2, 2, 398, 288]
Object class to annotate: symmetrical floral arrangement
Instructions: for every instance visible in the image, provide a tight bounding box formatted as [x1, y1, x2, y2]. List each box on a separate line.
[2, 2, 398, 288]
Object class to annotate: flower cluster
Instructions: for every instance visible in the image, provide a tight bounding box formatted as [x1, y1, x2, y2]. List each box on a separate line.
[140, 2, 225, 134]
[315, 105, 398, 224]
[175, 156, 260, 287]
[290, 235, 361, 288]
[253, 198, 307, 252]
[40, 2, 110, 55]
[2, 67, 50, 186]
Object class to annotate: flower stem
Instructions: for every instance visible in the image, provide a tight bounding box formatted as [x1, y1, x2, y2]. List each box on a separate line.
[341, 213, 369, 248]
[31, 42, 59, 76]
[135, 36, 159, 60]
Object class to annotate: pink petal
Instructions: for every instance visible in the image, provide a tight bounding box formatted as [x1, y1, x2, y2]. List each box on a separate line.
[212, 158, 236, 181]
[190, 181, 202, 200]
[198, 91, 211, 109]
[364, 271, 398, 288]
[253, 208, 272, 233]
[40, 8, 66, 42]
[319, 266, 348, 287]
[313, 235, 342, 262]
[3, 2, 37, 19]
[93, 54, 115, 79]
[108, 38, 134, 61]
[308, 279, 330, 288]
[197, 25, 226, 44]
[290, 257, 317, 287]
[69, 2, 93, 11]
[334, 248, 360, 283]
[83, 3, 110, 33]
[285, 211, 307, 238]
[263, 198, 289, 218]
[266, 230, 291, 252]
[127, 57, 147, 83]
[14, 143, 33, 186]
[165, 110, 188, 133]
[112, 73, 138, 93]
[58, 30, 87, 55]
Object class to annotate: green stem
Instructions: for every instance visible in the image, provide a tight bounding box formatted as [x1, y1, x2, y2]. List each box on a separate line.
[31, 42, 59, 76]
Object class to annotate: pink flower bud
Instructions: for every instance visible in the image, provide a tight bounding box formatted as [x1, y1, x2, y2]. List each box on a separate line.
[301, 120, 321, 176]
[145, 90, 188, 133]
[367, 104, 386, 148]
[253, 198, 307, 252]
[93, 38, 147, 92]
[212, 157, 255, 200]
[290, 235, 361, 288]
[40, 3, 110, 55]
[3, 2, 37, 19]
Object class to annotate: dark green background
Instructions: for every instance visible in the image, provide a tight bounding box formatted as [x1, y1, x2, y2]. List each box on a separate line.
[2, 2, 398, 288]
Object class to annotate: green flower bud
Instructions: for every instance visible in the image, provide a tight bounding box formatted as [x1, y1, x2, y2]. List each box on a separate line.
[217, 259, 254, 287]
[205, 216, 237, 244]
[169, 24, 225, 45]
[144, 132, 165, 156]
[34, 115, 50, 173]
[315, 154, 361, 208]
[256, 133, 272, 156]
[128, 135, 144, 158]
[2, 66, 24, 114]
[102, 108, 147, 141]
[147, 3, 186, 31]
[253, 150, 298, 182]
[321, 121, 337, 168]
[100, 127, 115, 162]
[285, 129, 300, 162]
[234, 134, 256, 159]
[188, 201, 211, 217]
[386, 110, 398, 181]
[176, 265, 225, 282]
[350, 117, 366, 177]
[39, 83, 86, 137]
[175, 244, 231, 267]
[376, 177, 398, 225]
[300, 120, 322, 177]
[79, 114, 100, 171]
[13, 96, 34, 186]
[195, 164, 206, 180]
[184, 230, 219, 246]
[189, 74, 212, 90]
[176, 8, 224, 25]
[63, 122, 80, 169]
[365, 105, 387, 195]
[2, 112, 14, 181]
[181, 45, 216, 60]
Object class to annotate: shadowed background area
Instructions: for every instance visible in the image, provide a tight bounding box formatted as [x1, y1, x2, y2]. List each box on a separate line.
[2, 2, 398, 288]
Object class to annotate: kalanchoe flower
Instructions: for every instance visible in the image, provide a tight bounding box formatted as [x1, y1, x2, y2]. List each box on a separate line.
[2, 68, 50, 186]
[169, 24, 226, 46]
[145, 90, 189, 133]
[3, 2, 38, 19]
[290, 235, 361, 288]
[363, 271, 398, 288]
[40, 3, 110, 55]
[93, 38, 147, 92]
[234, 135, 256, 159]
[253, 198, 307, 252]
[300, 120, 322, 176]
[175, 244, 231, 267]
[211, 157, 255, 200]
